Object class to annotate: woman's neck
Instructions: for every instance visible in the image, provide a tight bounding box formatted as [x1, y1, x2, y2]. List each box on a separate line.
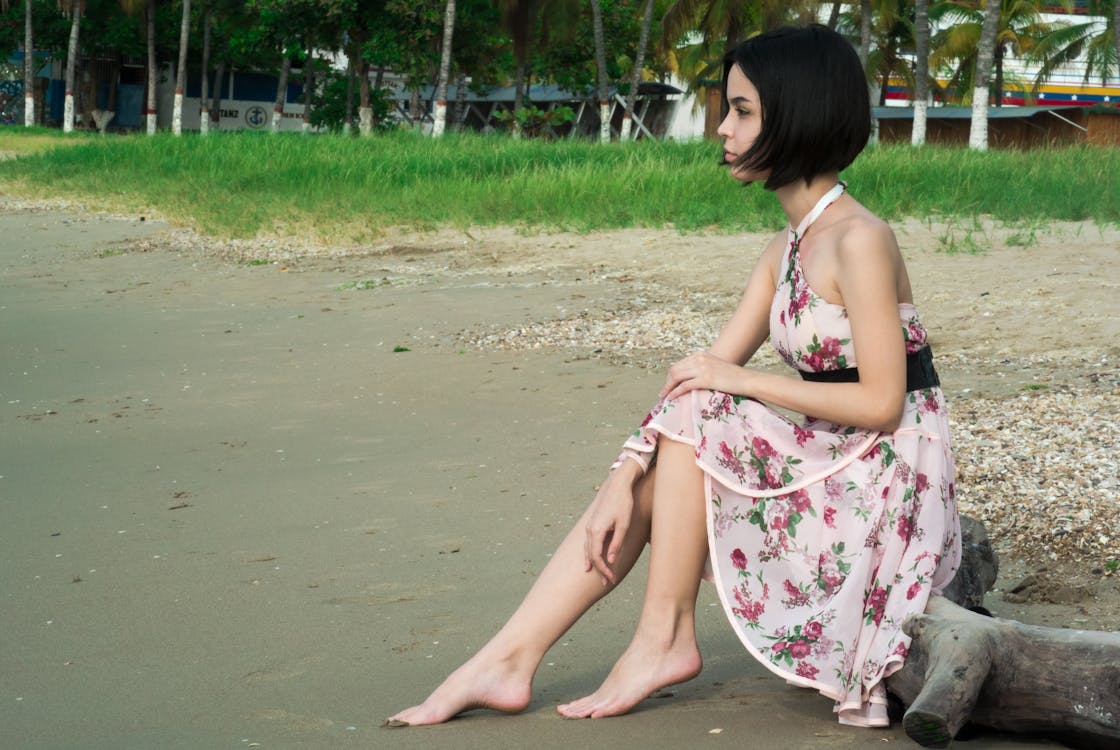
[775, 173, 842, 230]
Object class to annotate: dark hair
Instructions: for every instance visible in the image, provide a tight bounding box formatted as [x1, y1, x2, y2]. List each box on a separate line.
[723, 24, 870, 191]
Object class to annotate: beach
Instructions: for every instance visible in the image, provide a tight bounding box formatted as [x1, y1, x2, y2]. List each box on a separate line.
[1, 202, 1117, 749]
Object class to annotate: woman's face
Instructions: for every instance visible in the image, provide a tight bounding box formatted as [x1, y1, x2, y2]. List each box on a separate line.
[717, 65, 766, 184]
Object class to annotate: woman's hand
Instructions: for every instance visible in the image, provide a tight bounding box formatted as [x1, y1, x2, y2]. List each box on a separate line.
[660, 351, 749, 402]
[584, 462, 640, 586]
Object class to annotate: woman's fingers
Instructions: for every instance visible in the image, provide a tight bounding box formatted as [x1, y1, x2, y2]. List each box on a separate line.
[606, 519, 629, 564]
[585, 521, 614, 585]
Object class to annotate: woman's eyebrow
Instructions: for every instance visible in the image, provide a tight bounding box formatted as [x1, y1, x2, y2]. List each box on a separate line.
[728, 96, 753, 106]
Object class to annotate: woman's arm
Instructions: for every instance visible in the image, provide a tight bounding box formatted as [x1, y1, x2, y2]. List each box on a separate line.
[662, 219, 908, 433]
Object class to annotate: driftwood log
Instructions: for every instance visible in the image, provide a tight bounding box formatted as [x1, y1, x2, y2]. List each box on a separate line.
[888, 517, 1120, 749]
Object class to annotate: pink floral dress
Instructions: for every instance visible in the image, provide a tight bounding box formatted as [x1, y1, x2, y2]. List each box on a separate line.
[615, 185, 961, 726]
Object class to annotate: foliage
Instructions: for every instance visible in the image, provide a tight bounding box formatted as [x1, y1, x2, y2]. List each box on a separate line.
[493, 104, 574, 137]
[310, 67, 393, 132]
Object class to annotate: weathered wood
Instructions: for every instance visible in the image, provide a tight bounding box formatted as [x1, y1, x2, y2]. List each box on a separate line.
[940, 515, 998, 611]
[888, 517, 1120, 749]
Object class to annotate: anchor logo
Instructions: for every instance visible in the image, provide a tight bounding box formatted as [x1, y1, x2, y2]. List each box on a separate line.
[245, 105, 267, 129]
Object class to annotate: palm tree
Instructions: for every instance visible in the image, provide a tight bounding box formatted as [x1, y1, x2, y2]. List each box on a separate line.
[970, 0, 1001, 150]
[913, 0, 931, 145]
[859, 0, 872, 69]
[432, 0, 457, 137]
[60, 0, 83, 133]
[931, 1, 1090, 109]
[1027, 0, 1120, 91]
[200, 2, 212, 135]
[144, 0, 157, 133]
[24, 0, 34, 126]
[589, 0, 610, 142]
[1114, 0, 1119, 80]
[122, 0, 161, 133]
[172, 0, 191, 135]
[620, 0, 655, 141]
[660, 0, 815, 137]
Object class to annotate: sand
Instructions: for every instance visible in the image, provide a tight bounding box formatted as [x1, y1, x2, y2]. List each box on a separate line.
[1, 202, 1117, 750]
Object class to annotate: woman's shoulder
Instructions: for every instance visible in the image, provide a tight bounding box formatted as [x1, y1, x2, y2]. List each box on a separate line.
[833, 206, 899, 265]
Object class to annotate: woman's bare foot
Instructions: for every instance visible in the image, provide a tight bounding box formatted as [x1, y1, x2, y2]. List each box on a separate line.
[387, 653, 533, 727]
[556, 635, 702, 719]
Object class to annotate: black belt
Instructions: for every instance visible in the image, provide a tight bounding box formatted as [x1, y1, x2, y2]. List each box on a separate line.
[799, 346, 940, 392]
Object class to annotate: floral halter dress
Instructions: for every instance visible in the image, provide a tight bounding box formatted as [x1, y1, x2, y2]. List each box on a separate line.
[615, 183, 961, 726]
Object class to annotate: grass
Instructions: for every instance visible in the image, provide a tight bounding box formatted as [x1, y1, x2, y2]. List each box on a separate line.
[0, 128, 1117, 240]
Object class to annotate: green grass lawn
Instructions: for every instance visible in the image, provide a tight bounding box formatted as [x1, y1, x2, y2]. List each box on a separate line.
[1, 128, 1116, 240]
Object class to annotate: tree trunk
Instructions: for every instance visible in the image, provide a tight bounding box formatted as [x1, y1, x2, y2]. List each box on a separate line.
[620, 0, 654, 142]
[408, 86, 420, 129]
[271, 54, 291, 133]
[358, 60, 371, 136]
[969, 0, 1001, 150]
[890, 598, 1120, 749]
[454, 70, 467, 128]
[912, 0, 930, 146]
[145, 0, 157, 135]
[343, 51, 354, 135]
[210, 59, 225, 130]
[63, 2, 81, 133]
[589, 0, 611, 143]
[23, 0, 34, 126]
[859, 0, 878, 144]
[1115, 0, 1120, 84]
[826, 0, 842, 30]
[886, 517, 1120, 749]
[302, 43, 313, 134]
[994, 44, 1004, 107]
[173, 0, 191, 135]
[432, 0, 456, 137]
[200, 5, 211, 136]
[858, 0, 871, 70]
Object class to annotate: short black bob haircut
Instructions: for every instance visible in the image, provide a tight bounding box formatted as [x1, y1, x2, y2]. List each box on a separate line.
[723, 24, 870, 191]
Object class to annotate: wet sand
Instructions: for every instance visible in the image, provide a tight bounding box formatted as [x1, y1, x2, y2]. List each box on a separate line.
[1, 206, 1116, 749]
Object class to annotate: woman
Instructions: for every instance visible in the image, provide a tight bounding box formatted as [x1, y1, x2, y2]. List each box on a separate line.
[389, 24, 960, 729]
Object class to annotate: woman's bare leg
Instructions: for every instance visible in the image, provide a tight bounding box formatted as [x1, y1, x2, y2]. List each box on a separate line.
[557, 437, 708, 718]
[387, 463, 658, 726]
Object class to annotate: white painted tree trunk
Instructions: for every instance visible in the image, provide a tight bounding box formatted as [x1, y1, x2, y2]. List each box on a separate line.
[432, 0, 456, 138]
[969, 0, 1001, 151]
[590, 0, 611, 143]
[620, 116, 632, 141]
[200, 9, 211, 137]
[432, 104, 447, 137]
[173, 0, 191, 136]
[172, 94, 184, 135]
[146, 0, 157, 135]
[63, 95, 75, 133]
[23, 0, 34, 127]
[911, 0, 930, 146]
[301, 45, 313, 135]
[969, 88, 990, 151]
[358, 58, 371, 137]
[62, 3, 80, 133]
[912, 99, 928, 146]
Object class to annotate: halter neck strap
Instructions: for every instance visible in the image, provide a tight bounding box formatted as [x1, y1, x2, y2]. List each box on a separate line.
[791, 182, 846, 244]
